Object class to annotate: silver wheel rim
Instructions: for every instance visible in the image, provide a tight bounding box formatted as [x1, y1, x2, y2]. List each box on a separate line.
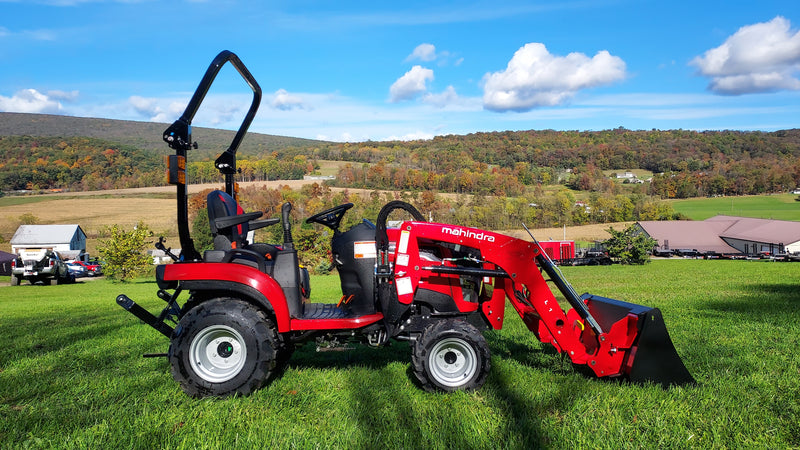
[189, 325, 247, 383]
[429, 337, 478, 388]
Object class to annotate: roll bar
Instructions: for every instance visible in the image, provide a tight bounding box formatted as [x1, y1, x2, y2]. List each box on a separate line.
[163, 50, 262, 261]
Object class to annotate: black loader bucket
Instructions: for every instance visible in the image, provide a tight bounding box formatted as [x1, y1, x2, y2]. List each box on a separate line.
[582, 294, 695, 388]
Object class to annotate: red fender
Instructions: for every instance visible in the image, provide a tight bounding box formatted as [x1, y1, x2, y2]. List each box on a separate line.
[162, 262, 291, 332]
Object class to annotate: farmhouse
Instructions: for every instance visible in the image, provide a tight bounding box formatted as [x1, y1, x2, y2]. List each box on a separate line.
[636, 215, 800, 256]
[10, 224, 87, 260]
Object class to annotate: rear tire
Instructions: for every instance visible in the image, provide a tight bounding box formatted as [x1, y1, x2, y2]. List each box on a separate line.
[10, 274, 20, 286]
[168, 298, 281, 397]
[412, 319, 491, 392]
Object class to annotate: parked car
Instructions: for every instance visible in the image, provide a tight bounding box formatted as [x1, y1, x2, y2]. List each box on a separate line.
[652, 248, 673, 257]
[674, 249, 700, 258]
[66, 262, 88, 278]
[72, 260, 103, 276]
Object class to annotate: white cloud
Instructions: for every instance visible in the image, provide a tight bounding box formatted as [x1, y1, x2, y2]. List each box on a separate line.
[385, 130, 435, 141]
[422, 85, 459, 108]
[405, 43, 462, 67]
[47, 90, 80, 102]
[691, 16, 800, 95]
[0, 24, 58, 41]
[0, 89, 63, 114]
[389, 65, 434, 102]
[406, 43, 437, 62]
[482, 42, 627, 112]
[129, 95, 164, 120]
[271, 89, 311, 111]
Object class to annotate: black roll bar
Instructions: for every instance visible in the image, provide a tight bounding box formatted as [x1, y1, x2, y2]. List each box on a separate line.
[162, 50, 262, 261]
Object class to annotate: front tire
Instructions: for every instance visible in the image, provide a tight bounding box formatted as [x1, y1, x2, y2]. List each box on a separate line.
[168, 298, 281, 397]
[412, 319, 491, 392]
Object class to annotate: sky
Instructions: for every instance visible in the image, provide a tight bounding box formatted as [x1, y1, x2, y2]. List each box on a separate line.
[1, 1, 799, 142]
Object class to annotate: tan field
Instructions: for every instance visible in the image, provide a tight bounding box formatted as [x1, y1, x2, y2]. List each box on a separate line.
[501, 222, 632, 243]
[1, 181, 626, 254]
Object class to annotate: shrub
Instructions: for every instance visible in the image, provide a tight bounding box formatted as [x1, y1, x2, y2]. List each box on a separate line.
[98, 221, 153, 281]
[603, 224, 656, 265]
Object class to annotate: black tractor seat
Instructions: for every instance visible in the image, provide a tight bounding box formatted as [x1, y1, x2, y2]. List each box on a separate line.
[205, 190, 281, 272]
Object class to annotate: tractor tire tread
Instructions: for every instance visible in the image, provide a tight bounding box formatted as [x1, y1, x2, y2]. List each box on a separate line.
[411, 318, 491, 392]
[168, 298, 282, 397]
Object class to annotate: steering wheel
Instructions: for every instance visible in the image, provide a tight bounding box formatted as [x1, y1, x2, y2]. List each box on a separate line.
[305, 203, 354, 232]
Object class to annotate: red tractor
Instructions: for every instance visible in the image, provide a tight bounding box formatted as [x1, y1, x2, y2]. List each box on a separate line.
[117, 51, 693, 397]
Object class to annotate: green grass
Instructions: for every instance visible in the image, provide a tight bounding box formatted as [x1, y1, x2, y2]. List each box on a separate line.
[671, 193, 800, 221]
[0, 196, 57, 207]
[1, 261, 799, 448]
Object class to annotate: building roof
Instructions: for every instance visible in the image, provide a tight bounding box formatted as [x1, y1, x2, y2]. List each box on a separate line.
[636, 220, 740, 254]
[706, 215, 800, 245]
[637, 215, 800, 254]
[10, 224, 86, 245]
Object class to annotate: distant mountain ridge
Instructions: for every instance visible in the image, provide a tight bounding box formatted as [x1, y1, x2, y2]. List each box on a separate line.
[0, 112, 326, 159]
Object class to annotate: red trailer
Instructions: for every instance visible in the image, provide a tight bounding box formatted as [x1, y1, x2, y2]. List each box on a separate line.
[538, 240, 575, 262]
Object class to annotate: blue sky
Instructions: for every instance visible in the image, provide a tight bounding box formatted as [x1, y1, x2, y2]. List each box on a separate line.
[1, 1, 799, 142]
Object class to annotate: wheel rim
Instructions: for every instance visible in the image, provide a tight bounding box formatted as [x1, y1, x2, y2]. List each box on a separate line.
[429, 337, 478, 388]
[189, 325, 247, 383]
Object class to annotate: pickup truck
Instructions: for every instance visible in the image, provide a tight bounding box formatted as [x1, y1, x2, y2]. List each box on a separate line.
[10, 248, 75, 286]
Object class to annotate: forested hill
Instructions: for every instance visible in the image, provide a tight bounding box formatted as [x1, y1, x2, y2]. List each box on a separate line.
[0, 112, 324, 159]
[0, 112, 324, 191]
[319, 128, 800, 198]
[1, 112, 799, 199]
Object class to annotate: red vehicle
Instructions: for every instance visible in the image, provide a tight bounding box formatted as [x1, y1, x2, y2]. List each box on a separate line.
[117, 51, 693, 397]
[72, 260, 103, 276]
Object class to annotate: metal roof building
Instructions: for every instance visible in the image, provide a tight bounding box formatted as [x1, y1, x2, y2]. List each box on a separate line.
[636, 215, 800, 256]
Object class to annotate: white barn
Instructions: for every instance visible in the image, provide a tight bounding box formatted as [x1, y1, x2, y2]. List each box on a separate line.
[10, 225, 87, 260]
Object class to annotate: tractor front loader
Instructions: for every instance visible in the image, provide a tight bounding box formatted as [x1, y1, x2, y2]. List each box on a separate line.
[116, 51, 693, 397]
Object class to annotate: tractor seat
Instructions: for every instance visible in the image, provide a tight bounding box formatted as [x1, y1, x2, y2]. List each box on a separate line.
[206, 190, 280, 270]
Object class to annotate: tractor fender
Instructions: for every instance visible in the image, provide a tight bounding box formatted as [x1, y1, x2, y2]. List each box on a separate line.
[161, 262, 291, 332]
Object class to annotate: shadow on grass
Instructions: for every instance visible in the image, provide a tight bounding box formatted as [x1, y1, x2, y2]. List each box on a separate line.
[284, 329, 566, 377]
[286, 339, 411, 370]
[676, 281, 800, 382]
[280, 330, 586, 447]
[697, 282, 800, 322]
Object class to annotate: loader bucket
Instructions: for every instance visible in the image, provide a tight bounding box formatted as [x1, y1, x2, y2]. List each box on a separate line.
[582, 294, 695, 388]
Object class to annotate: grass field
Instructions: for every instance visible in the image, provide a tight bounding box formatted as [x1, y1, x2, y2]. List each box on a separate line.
[1, 260, 798, 448]
[671, 193, 800, 221]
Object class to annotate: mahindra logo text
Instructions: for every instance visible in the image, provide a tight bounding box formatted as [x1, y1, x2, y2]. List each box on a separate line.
[441, 227, 495, 242]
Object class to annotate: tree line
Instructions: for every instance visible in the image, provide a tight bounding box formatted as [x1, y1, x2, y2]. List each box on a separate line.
[3, 128, 799, 200]
[312, 128, 800, 198]
[178, 183, 679, 274]
[0, 136, 311, 191]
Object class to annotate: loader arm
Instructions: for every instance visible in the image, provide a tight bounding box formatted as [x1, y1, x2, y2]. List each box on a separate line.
[396, 221, 694, 386]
